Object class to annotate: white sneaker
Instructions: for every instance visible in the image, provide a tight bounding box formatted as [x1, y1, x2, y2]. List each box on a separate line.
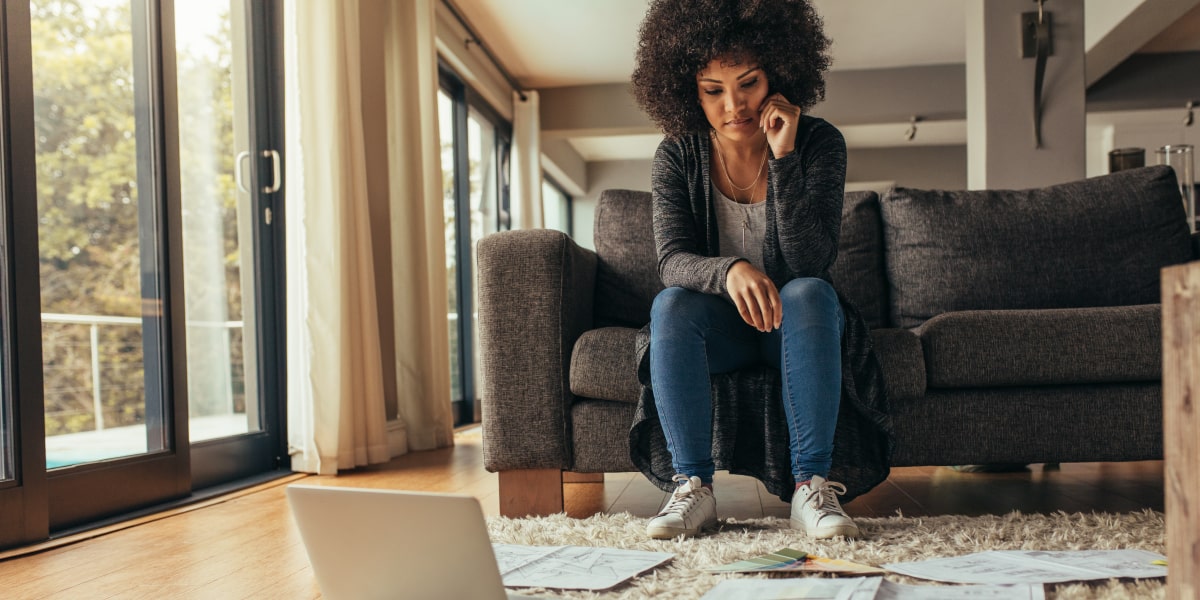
[790, 475, 860, 539]
[645, 475, 718, 539]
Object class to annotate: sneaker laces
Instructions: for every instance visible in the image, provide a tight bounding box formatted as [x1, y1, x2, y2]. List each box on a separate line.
[657, 474, 704, 517]
[804, 480, 849, 516]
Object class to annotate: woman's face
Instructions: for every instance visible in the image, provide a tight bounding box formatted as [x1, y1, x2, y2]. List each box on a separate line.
[696, 56, 770, 144]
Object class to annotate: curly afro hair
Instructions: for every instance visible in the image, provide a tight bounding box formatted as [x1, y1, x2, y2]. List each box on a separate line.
[631, 0, 832, 138]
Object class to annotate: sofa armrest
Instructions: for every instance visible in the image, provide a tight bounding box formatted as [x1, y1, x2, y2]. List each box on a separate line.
[477, 230, 598, 472]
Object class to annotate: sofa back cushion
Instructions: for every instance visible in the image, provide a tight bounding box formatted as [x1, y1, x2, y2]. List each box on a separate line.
[594, 189, 663, 328]
[829, 191, 889, 328]
[880, 165, 1194, 328]
[593, 188, 890, 328]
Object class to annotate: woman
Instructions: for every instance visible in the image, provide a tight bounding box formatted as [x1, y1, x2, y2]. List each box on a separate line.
[628, 0, 892, 540]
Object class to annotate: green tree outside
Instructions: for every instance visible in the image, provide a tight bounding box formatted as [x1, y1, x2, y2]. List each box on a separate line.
[34, 0, 245, 437]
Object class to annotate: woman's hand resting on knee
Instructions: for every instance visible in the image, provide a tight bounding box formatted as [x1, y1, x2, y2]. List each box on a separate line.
[726, 261, 782, 332]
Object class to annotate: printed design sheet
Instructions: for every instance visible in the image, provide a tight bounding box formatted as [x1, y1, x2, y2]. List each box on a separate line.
[882, 549, 1167, 584]
[492, 544, 673, 591]
[700, 577, 1045, 600]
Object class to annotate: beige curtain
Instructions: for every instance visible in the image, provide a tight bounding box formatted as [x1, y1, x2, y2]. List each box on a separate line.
[387, 0, 455, 451]
[284, 0, 390, 474]
[510, 90, 544, 229]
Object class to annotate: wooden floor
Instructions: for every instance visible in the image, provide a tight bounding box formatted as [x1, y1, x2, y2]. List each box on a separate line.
[0, 427, 1164, 599]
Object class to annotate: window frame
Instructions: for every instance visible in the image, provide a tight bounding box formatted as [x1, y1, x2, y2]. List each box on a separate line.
[437, 64, 511, 426]
[542, 174, 574, 238]
[0, 0, 50, 548]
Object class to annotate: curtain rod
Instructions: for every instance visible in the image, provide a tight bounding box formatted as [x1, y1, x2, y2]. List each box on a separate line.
[440, 0, 529, 102]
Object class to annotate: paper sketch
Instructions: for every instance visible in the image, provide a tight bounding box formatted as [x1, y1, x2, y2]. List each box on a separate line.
[873, 579, 1045, 600]
[700, 577, 1044, 600]
[492, 544, 674, 591]
[700, 577, 864, 600]
[883, 549, 1167, 584]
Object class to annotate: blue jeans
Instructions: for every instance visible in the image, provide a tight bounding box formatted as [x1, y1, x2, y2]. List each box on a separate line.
[649, 278, 844, 485]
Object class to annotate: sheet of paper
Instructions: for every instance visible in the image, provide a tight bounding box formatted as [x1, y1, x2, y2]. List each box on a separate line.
[699, 577, 869, 600]
[707, 547, 886, 575]
[492, 544, 673, 591]
[884, 552, 1085, 584]
[883, 549, 1167, 584]
[492, 544, 563, 574]
[874, 579, 1045, 600]
[699, 578, 1043, 600]
[1008, 549, 1167, 580]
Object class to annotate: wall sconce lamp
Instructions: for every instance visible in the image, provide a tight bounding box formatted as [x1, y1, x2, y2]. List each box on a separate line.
[1020, 0, 1052, 148]
[1186, 101, 1195, 127]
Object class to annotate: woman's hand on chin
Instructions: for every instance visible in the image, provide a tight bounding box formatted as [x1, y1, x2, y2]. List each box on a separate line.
[759, 93, 801, 159]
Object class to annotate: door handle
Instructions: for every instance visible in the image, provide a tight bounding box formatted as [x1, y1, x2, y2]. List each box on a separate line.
[261, 149, 281, 194]
[235, 150, 252, 193]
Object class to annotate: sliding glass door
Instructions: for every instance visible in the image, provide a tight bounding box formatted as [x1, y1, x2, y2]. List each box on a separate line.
[34, 0, 171, 471]
[174, 0, 284, 490]
[0, 0, 284, 546]
[176, 1, 263, 446]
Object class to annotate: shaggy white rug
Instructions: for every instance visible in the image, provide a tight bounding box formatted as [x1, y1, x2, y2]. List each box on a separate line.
[486, 510, 1166, 599]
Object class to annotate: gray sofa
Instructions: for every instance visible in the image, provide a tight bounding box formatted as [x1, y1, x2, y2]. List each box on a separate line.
[478, 164, 1200, 517]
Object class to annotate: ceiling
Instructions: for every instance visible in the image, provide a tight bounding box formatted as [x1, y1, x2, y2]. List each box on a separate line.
[455, 0, 982, 88]
[450, 0, 1200, 159]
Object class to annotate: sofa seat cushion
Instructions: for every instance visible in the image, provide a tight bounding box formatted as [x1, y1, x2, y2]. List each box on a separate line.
[917, 304, 1161, 388]
[881, 165, 1192, 328]
[570, 326, 925, 404]
[571, 327, 643, 404]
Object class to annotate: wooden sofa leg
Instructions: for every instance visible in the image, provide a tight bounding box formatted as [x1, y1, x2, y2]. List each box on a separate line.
[498, 469, 564, 517]
[563, 472, 604, 483]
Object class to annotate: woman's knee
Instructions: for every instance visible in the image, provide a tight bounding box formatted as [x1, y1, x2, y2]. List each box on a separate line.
[779, 278, 838, 311]
[650, 286, 703, 322]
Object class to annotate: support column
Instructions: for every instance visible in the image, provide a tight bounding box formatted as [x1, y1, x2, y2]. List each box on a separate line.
[967, 0, 1086, 190]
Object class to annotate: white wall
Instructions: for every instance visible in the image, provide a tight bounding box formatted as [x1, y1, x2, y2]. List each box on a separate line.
[1086, 108, 1200, 177]
[573, 159, 654, 250]
[967, 0, 1087, 190]
[847, 146, 968, 190]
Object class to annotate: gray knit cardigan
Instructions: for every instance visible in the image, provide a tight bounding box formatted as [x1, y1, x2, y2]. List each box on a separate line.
[630, 116, 894, 503]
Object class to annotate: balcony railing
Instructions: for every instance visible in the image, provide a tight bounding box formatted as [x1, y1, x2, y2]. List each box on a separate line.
[41, 312, 244, 432]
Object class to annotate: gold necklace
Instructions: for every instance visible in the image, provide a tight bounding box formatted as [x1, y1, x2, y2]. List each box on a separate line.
[710, 130, 768, 202]
[711, 132, 766, 253]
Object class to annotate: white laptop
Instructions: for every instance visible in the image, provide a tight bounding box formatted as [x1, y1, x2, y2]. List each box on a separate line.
[286, 484, 539, 600]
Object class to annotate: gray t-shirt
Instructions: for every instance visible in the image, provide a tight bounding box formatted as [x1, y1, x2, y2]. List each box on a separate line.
[713, 180, 767, 273]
